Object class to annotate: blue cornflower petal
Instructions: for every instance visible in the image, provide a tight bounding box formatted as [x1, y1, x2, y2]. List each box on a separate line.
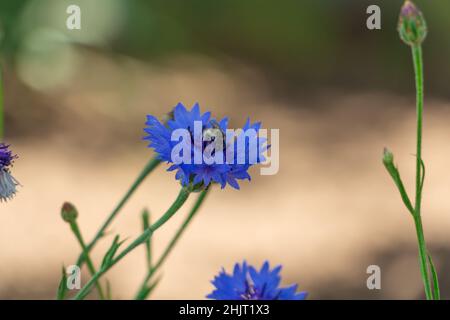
[207, 263, 249, 300]
[224, 176, 239, 190]
[278, 284, 309, 300]
[144, 103, 267, 189]
[208, 261, 307, 300]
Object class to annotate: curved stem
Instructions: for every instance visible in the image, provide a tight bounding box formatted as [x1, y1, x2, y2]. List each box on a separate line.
[74, 187, 191, 300]
[76, 157, 161, 266]
[135, 187, 210, 299]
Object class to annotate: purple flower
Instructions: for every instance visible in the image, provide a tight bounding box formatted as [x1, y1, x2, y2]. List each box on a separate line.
[398, 0, 427, 46]
[0, 143, 19, 201]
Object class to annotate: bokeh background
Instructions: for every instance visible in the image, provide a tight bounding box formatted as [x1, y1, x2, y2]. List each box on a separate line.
[1, 0, 450, 299]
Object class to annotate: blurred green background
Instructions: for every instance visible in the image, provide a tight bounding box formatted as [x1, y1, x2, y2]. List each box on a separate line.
[1, 0, 450, 97]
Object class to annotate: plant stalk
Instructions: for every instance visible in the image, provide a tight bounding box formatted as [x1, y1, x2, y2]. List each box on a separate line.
[74, 187, 191, 300]
[0, 65, 4, 141]
[135, 187, 210, 299]
[411, 45, 433, 300]
[69, 221, 106, 299]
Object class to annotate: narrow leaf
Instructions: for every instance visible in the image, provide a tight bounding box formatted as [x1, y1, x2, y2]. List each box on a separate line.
[56, 266, 67, 300]
[427, 253, 440, 300]
[142, 208, 152, 268]
[101, 235, 121, 269]
[420, 159, 426, 195]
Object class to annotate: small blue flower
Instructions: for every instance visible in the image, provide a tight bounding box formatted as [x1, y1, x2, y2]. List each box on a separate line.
[207, 261, 308, 300]
[0, 143, 19, 202]
[144, 103, 266, 189]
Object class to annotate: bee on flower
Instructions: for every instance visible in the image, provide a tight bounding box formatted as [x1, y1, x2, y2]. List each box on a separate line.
[144, 103, 267, 190]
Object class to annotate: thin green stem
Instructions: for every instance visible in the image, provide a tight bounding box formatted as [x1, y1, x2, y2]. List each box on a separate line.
[69, 221, 105, 299]
[427, 253, 440, 299]
[142, 209, 152, 269]
[74, 187, 191, 300]
[413, 45, 424, 218]
[0, 65, 4, 141]
[76, 157, 161, 266]
[413, 214, 432, 299]
[135, 187, 210, 299]
[411, 45, 433, 300]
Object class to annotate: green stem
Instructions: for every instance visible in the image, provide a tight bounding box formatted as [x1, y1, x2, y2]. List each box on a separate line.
[69, 221, 106, 299]
[413, 214, 432, 299]
[74, 187, 191, 300]
[0, 65, 4, 141]
[413, 45, 424, 220]
[76, 157, 161, 266]
[411, 45, 433, 300]
[135, 187, 210, 299]
[427, 253, 440, 299]
[142, 209, 152, 269]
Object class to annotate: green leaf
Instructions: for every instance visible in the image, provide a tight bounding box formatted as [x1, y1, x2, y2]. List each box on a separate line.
[101, 235, 124, 269]
[142, 208, 152, 268]
[427, 253, 440, 300]
[56, 266, 67, 300]
[420, 159, 425, 196]
[382, 149, 414, 216]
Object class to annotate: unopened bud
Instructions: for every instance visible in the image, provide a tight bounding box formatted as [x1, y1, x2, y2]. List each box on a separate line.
[398, 1, 427, 46]
[383, 148, 394, 167]
[61, 202, 78, 223]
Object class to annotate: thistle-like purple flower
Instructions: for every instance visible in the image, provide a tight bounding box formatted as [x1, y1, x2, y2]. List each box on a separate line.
[207, 261, 308, 300]
[0, 143, 19, 201]
[144, 103, 267, 189]
[398, 0, 427, 46]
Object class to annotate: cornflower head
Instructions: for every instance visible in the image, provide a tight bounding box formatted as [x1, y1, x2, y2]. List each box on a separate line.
[398, 0, 427, 46]
[0, 143, 19, 201]
[144, 103, 267, 190]
[207, 261, 308, 300]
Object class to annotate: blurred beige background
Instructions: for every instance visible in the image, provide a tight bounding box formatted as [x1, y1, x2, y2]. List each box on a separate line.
[2, 52, 450, 299]
[1, 0, 450, 300]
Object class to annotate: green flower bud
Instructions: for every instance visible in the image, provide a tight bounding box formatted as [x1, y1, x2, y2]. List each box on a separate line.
[398, 1, 427, 46]
[383, 147, 394, 167]
[61, 202, 78, 223]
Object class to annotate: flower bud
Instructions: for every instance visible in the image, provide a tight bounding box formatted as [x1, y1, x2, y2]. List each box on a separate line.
[398, 1, 427, 46]
[61, 202, 78, 223]
[383, 148, 394, 167]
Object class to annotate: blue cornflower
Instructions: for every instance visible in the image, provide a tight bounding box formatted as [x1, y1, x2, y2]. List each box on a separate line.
[144, 103, 266, 189]
[207, 261, 308, 300]
[0, 143, 19, 201]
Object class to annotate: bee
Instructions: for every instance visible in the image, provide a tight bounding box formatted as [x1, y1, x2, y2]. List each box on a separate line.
[203, 120, 225, 151]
